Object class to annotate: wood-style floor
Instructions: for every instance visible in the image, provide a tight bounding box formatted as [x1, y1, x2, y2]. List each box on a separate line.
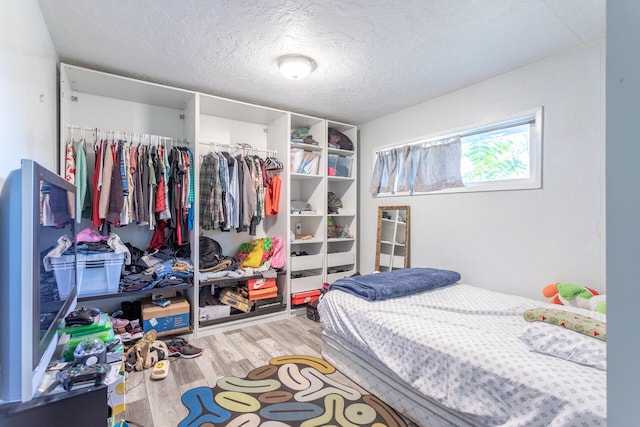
[123, 315, 364, 427]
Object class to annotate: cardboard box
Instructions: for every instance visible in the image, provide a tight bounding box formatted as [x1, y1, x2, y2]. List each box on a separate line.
[142, 295, 190, 336]
[219, 288, 253, 313]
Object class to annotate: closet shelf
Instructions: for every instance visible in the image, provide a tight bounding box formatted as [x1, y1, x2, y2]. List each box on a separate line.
[327, 147, 355, 156]
[290, 142, 322, 151]
[199, 271, 285, 288]
[291, 239, 323, 245]
[198, 304, 286, 327]
[290, 173, 322, 180]
[77, 283, 192, 303]
[327, 176, 355, 182]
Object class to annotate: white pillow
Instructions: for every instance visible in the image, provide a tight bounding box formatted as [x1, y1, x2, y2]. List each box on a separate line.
[519, 322, 606, 371]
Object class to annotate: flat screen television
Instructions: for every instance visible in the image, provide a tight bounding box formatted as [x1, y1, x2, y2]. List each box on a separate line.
[0, 160, 78, 404]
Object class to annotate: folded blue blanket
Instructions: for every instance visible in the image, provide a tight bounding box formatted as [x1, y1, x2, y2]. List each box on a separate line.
[329, 268, 461, 301]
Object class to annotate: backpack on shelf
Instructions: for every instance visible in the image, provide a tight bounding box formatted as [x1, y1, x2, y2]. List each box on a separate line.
[199, 236, 224, 270]
[327, 191, 343, 214]
[328, 128, 354, 151]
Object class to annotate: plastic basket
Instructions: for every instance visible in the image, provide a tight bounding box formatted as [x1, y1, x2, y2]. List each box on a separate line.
[328, 154, 353, 177]
[50, 252, 125, 298]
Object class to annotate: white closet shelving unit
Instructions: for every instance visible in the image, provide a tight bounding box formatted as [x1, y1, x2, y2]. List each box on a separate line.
[286, 117, 358, 312]
[325, 121, 358, 284]
[288, 114, 326, 308]
[59, 63, 357, 337]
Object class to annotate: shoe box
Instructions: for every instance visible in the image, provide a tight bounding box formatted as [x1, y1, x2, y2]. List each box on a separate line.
[219, 288, 253, 313]
[306, 299, 321, 322]
[254, 294, 284, 312]
[199, 304, 231, 321]
[141, 295, 190, 336]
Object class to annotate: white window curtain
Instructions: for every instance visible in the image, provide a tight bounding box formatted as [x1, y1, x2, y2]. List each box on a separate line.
[369, 136, 464, 195]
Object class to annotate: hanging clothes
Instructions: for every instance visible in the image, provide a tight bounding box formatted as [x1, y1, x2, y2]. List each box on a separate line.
[106, 141, 124, 225]
[98, 139, 114, 220]
[265, 173, 281, 216]
[75, 139, 87, 223]
[91, 140, 104, 227]
[64, 138, 75, 184]
[186, 148, 195, 231]
[65, 128, 193, 251]
[199, 152, 216, 230]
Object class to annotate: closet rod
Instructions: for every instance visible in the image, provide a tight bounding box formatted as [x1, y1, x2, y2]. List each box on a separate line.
[199, 140, 277, 156]
[67, 125, 96, 131]
[68, 125, 190, 145]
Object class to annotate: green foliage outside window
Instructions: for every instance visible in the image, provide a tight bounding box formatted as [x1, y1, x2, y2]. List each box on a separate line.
[461, 124, 530, 183]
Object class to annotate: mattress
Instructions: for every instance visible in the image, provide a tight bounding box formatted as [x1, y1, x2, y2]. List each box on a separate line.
[319, 283, 607, 426]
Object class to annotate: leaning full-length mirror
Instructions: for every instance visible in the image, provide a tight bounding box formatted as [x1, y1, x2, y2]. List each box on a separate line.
[375, 206, 410, 271]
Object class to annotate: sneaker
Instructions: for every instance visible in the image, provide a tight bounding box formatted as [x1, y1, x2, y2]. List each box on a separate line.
[165, 338, 203, 359]
[120, 330, 143, 345]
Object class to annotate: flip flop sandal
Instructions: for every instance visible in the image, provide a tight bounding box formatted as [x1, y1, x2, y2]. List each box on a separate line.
[136, 330, 158, 349]
[126, 329, 158, 371]
[144, 347, 160, 370]
[143, 339, 170, 370]
[151, 340, 169, 361]
[150, 360, 170, 380]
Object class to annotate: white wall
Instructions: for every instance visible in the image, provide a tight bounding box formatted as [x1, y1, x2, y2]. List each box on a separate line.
[0, 0, 59, 190]
[358, 40, 605, 301]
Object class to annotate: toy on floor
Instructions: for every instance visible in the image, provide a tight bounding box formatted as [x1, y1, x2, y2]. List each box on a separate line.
[543, 283, 606, 314]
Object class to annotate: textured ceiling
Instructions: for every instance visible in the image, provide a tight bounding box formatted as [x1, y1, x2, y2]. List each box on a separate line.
[37, 0, 604, 125]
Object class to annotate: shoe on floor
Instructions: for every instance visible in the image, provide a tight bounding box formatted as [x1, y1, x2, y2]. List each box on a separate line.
[165, 338, 203, 359]
[151, 340, 169, 361]
[120, 330, 143, 345]
[111, 317, 130, 334]
[150, 360, 170, 380]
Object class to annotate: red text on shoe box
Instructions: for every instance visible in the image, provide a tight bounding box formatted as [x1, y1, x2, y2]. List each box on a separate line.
[142, 295, 190, 336]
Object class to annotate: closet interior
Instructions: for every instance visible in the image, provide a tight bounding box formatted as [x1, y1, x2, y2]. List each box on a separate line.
[59, 63, 357, 337]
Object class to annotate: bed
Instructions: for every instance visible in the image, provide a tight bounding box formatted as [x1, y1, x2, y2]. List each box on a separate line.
[318, 268, 607, 427]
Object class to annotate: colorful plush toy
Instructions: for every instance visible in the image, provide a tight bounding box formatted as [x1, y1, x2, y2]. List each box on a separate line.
[587, 294, 607, 314]
[543, 283, 600, 311]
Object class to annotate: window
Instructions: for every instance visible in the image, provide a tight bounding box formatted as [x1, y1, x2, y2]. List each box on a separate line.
[369, 108, 542, 196]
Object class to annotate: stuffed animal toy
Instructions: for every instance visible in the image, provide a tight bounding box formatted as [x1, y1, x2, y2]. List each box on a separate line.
[587, 294, 607, 314]
[543, 283, 600, 310]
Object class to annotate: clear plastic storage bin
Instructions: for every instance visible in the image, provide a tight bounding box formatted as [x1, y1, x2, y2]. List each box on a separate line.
[290, 149, 320, 175]
[50, 252, 125, 298]
[328, 154, 353, 177]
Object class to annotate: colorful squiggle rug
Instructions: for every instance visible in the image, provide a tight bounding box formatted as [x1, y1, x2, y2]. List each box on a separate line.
[179, 354, 408, 426]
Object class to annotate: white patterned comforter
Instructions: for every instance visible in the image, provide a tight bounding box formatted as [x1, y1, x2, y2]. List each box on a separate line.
[318, 283, 607, 427]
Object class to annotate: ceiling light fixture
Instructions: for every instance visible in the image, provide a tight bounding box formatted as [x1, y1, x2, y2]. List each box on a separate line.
[277, 54, 316, 80]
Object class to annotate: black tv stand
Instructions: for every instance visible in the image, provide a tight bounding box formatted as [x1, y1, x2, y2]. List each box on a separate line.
[0, 385, 108, 427]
